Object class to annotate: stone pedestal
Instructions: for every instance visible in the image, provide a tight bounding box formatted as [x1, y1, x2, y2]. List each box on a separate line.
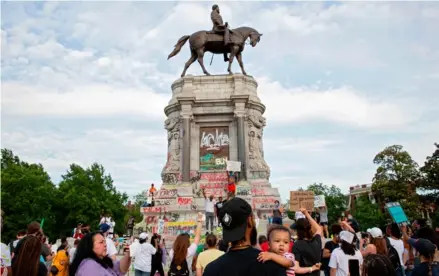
[137, 75, 280, 239]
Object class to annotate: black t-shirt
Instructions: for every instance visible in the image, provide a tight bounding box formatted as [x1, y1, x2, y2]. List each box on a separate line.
[203, 246, 286, 276]
[321, 240, 339, 271]
[293, 234, 322, 276]
[215, 201, 224, 214]
[412, 262, 439, 276]
[38, 262, 48, 276]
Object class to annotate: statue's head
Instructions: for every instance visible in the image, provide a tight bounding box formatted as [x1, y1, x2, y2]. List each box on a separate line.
[249, 31, 263, 47]
[212, 4, 219, 12]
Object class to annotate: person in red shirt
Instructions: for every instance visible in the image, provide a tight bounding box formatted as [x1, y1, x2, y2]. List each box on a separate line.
[73, 224, 84, 239]
[227, 172, 236, 199]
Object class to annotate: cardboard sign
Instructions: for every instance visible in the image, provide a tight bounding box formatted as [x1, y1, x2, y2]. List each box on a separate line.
[226, 160, 241, 172]
[314, 195, 326, 207]
[386, 202, 409, 224]
[290, 191, 315, 211]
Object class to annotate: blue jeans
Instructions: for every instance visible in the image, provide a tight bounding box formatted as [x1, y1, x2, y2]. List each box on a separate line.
[135, 270, 151, 276]
[272, 217, 283, 225]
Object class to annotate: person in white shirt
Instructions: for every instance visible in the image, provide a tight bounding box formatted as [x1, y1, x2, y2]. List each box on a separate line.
[130, 237, 140, 257]
[329, 231, 363, 276]
[134, 232, 157, 276]
[202, 190, 216, 233]
[68, 239, 80, 263]
[99, 223, 118, 261]
[387, 223, 406, 270]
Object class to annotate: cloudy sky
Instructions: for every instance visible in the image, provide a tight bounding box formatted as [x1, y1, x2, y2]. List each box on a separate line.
[2, 1, 438, 201]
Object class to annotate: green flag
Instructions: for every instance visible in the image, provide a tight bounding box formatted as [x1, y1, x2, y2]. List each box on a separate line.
[40, 218, 45, 229]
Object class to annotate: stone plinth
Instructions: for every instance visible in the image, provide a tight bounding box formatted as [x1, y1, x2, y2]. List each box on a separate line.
[137, 74, 280, 239]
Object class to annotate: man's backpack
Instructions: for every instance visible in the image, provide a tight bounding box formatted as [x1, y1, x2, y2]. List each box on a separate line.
[385, 238, 403, 275]
[169, 258, 190, 276]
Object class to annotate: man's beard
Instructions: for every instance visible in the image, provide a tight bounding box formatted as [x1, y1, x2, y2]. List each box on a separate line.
[250, 226, 257, 246]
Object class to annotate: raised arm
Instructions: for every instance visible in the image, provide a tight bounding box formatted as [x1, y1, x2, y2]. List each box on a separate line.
[300, 208, 322, 237]
[193, 212, 203, 245]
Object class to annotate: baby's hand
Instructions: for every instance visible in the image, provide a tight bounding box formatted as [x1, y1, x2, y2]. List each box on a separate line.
[257, 252, 274, 262]
[312, 263, 321, 270]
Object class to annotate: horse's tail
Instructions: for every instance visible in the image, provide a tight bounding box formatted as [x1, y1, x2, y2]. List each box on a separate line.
[167, 35, 190, 60]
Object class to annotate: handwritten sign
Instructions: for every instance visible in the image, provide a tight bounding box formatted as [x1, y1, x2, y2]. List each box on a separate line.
[290, 191, 315, 211]
[314, 195, 326, 207]
[226, 160, 241, 172]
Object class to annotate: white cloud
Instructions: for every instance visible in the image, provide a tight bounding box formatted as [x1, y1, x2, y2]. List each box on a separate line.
[258, 78, 415, 129]
[1, 1, 438, 200]
[2, 82, 168, 118]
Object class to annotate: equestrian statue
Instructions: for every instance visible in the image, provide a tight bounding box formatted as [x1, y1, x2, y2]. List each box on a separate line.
[167, 4, 263, 77]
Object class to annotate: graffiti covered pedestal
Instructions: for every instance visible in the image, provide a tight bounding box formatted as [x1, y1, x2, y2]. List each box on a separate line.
[137, 75, 281, 239]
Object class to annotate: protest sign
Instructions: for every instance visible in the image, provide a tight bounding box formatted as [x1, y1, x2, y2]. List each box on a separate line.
[314, 195, 326, 207]
[290, 191, 315, 211]
[386, 202, 409, 224]
[226, 161, 241, 172]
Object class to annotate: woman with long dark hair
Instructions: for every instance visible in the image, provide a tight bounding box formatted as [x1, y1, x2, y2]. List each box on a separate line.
[292, 208, 323, 275]
[362, 254, 396, 276]
[328, 231, 363, 276]
[11, 235, 48, 276]
[150, 234, 165, 276]
[69, 232, 131, 276]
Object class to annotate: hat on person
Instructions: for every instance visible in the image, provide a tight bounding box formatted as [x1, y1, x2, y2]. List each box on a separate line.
[99, 223, 111, 233]
[408, 238, 436, 256]
[219, 197, 253, 244]
[340, 231, 355, 244]
[367, 227, 383, 238]
[139, 232, 148, 240]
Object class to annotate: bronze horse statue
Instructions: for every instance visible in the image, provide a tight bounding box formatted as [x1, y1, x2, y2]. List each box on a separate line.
[167, 26, 262, 77]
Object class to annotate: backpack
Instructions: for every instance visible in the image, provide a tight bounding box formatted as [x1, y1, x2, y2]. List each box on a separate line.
[385, 238, 402, 274]
[168, 258, 190, 276]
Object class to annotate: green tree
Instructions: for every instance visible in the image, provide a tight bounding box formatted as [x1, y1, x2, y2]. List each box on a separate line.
[419, 143, 439, 203]
[372, 145, 421, 219]
[1, 149, 58, 242]
[56, 163, 129, 236]
[307, 183, 347, 224]
[352, 196, 386, 231]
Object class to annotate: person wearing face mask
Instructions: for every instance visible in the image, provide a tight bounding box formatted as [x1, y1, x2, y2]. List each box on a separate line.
[203, 197, 287, 276]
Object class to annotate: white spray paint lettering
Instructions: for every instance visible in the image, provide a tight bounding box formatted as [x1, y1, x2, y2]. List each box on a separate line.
[200, 129, 229, 150]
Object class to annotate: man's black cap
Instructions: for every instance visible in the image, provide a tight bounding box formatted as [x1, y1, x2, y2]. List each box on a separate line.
[219, 197, 252, 244]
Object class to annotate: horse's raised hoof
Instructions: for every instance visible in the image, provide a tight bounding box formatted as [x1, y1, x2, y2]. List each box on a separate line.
[224, 58, 229, 62]
[242, 71, 248, 76]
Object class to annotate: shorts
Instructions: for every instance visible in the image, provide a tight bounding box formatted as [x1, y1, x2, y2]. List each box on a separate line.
[228, 184, 236, 193]
[320, 221, 328, 226]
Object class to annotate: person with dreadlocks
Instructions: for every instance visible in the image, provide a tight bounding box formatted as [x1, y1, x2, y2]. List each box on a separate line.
[408, 238, 438, 276]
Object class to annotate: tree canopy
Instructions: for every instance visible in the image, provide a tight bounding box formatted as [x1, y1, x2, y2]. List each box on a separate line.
[1, 149, 129, 243]
[307, 183, 347, 224]
[372, 145, 421, 219]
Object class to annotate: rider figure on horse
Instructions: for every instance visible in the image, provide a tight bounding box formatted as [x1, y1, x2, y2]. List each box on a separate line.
[211, 4, 230, 62]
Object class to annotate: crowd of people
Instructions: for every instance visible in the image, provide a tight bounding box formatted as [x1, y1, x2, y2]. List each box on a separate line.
[1, 195, 439, 276]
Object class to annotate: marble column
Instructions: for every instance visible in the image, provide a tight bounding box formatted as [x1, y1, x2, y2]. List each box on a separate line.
[177, 96, 195, 183]
[231, 95, 249, 180]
